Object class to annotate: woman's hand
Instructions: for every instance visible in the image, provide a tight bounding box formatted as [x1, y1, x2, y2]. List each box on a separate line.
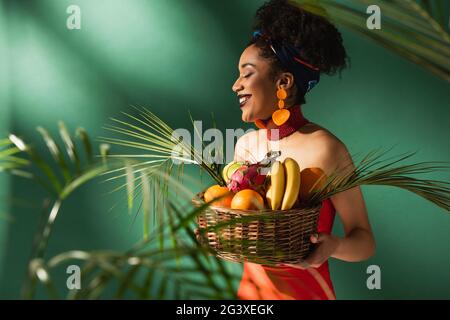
[279, 233, 341, 269]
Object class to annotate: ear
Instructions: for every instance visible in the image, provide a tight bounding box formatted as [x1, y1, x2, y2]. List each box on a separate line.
[275, 72, 295, 90]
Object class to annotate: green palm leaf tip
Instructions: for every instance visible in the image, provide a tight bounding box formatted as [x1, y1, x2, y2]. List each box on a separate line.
[0, 138, 30, 172]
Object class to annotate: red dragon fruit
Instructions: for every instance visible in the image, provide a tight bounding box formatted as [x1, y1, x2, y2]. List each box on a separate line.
[227, 163, 267, 194]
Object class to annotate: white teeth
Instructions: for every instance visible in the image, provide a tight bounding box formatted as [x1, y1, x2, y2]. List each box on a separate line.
[239, 96, 250, 104]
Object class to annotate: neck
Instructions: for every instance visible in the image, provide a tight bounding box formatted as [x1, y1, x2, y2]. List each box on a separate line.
[262, 104, 310, 141]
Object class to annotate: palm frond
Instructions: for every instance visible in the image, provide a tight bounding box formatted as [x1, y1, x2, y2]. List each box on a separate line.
[101, 106, 225, 184]
[5, 124, 111, 198]
[101, 158, 203, 243]
[297, 0, 450, 81]
[0, 138, 30, 174]
[309, 148, 450, 211]
[28, 200, 240, 300]
[0, 123, 116, 299]
[99, 106, 226, 242]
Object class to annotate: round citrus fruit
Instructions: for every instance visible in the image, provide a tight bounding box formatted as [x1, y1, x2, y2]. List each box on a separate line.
[204, 184, 234, 208]
[231, 189, 264, 210]
[299, 167, 327, 201]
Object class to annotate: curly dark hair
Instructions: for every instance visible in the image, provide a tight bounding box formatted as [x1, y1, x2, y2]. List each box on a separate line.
[247, 0, 349, 104]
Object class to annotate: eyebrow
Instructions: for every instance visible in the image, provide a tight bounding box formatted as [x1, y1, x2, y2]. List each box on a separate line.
[239, 63, 256, 69]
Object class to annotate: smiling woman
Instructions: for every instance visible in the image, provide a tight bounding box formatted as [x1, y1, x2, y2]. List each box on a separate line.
[231, 0, 374, 300]
[232, 0, 347, 124]
[234, 47, 279, 123]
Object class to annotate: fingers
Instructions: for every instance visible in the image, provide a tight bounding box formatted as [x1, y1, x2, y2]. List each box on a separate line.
[304, 245, 327, 268]
[304, 235, 327, 268]
[310, 232, 324, 244]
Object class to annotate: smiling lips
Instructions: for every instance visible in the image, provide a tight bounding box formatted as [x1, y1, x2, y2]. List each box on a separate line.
[238, 94, 252, 108]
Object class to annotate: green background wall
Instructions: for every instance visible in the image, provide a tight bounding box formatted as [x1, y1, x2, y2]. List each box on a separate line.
[0, 0, 449, 299]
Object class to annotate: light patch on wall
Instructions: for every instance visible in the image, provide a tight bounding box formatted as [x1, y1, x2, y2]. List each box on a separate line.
[41, 0, 234, 103]
[8, 10, 111, 130]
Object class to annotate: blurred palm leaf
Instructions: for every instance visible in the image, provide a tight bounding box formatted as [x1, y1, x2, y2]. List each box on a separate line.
[0, 138, 30, 173]
[2, 123, 110, 198]
[27, 199, 240, 300]
[2, 120, 242, 300]
[297, 0, 450, 81]
[0, 122, 112, 298]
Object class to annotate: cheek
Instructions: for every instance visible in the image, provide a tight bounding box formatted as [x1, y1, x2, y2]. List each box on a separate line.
[251, 81, 275, 113]
[250, 78, 269, 101]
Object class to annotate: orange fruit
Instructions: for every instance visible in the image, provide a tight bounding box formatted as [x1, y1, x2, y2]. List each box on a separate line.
[231, 189, 264, 210]
[204, 184, 234, 208]
[299, 167, 327, 201]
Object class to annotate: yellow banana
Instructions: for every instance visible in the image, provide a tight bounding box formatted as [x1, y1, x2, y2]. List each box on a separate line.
[266, 183, 272, 209]
[267, 161, 285, 210]
[281, 158, 301, 210]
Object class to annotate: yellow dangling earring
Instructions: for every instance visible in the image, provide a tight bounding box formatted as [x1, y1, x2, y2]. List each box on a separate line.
[272, 88, 290, 126]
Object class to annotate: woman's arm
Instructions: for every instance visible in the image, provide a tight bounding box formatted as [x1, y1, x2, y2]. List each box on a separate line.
[329, 186, 376, 262]
[296, 136, 376, 268]
[235, 131, 376, 268]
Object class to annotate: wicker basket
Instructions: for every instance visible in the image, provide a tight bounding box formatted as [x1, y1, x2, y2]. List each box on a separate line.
[193, 192, 322, 266]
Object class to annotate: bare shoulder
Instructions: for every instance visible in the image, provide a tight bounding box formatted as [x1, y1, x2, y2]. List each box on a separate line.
[302, 123, 354, 176]
[306, 123, 345, 148]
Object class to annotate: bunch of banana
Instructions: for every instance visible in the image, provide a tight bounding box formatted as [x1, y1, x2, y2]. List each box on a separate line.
[266, 158, 301, 210]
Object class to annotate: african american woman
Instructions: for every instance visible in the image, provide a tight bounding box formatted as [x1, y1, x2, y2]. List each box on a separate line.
[232, 0, 376, 300]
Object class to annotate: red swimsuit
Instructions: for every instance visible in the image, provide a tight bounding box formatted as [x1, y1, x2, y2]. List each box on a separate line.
[237, 105, 337, 300]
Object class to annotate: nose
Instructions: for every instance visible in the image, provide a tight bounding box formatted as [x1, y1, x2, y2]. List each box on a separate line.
[232, 76, 243, 93]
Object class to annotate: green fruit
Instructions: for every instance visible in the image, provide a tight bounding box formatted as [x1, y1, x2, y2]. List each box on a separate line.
[227, 162, 243, 179]
[222, 161, 235, 181]
[222, 161, 243, 182]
